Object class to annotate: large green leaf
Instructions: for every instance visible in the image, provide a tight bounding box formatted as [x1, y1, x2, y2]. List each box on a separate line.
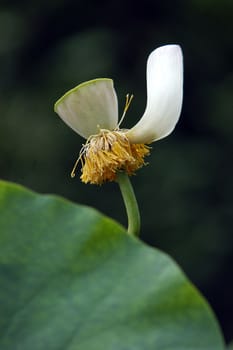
[0, 180, 225, 349]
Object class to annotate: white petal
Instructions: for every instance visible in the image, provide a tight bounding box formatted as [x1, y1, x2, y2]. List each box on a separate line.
[54, 78, 118, 139]
[126, 45, 183, 144]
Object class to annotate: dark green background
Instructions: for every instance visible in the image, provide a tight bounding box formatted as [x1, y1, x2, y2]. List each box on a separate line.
[0, 0, 232, 343]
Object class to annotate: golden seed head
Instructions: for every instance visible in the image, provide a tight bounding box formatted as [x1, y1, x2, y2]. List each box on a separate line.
[72, 129, 150, 185]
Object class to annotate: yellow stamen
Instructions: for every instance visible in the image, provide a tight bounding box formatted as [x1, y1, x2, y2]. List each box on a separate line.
[72, 129, 150, 185]
[117, 94, 134, 129]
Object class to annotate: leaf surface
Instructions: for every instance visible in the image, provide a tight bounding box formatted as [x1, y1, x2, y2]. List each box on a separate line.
[0, 181, 225, 349]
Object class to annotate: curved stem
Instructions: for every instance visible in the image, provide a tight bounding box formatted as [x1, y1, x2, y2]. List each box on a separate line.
[116, 172, 140, 236]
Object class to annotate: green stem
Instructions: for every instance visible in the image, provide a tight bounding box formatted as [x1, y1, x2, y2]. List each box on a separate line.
[116, 172, 140, 236]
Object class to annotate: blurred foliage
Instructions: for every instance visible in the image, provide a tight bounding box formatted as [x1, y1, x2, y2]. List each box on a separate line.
[0, 0, 232, 343]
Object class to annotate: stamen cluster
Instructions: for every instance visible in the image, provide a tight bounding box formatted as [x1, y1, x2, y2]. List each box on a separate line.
[75, 130, 150, 184]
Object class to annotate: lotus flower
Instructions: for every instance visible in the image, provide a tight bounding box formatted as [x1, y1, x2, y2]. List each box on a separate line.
[54, 44, 183, 184]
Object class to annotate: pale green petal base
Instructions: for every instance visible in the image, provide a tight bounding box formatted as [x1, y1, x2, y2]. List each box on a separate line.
[54, 78, 118, 139]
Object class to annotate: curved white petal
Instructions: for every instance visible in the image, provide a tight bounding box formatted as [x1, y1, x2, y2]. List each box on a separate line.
[54, 78, 118, 139]
[126, 45, 183, 144]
